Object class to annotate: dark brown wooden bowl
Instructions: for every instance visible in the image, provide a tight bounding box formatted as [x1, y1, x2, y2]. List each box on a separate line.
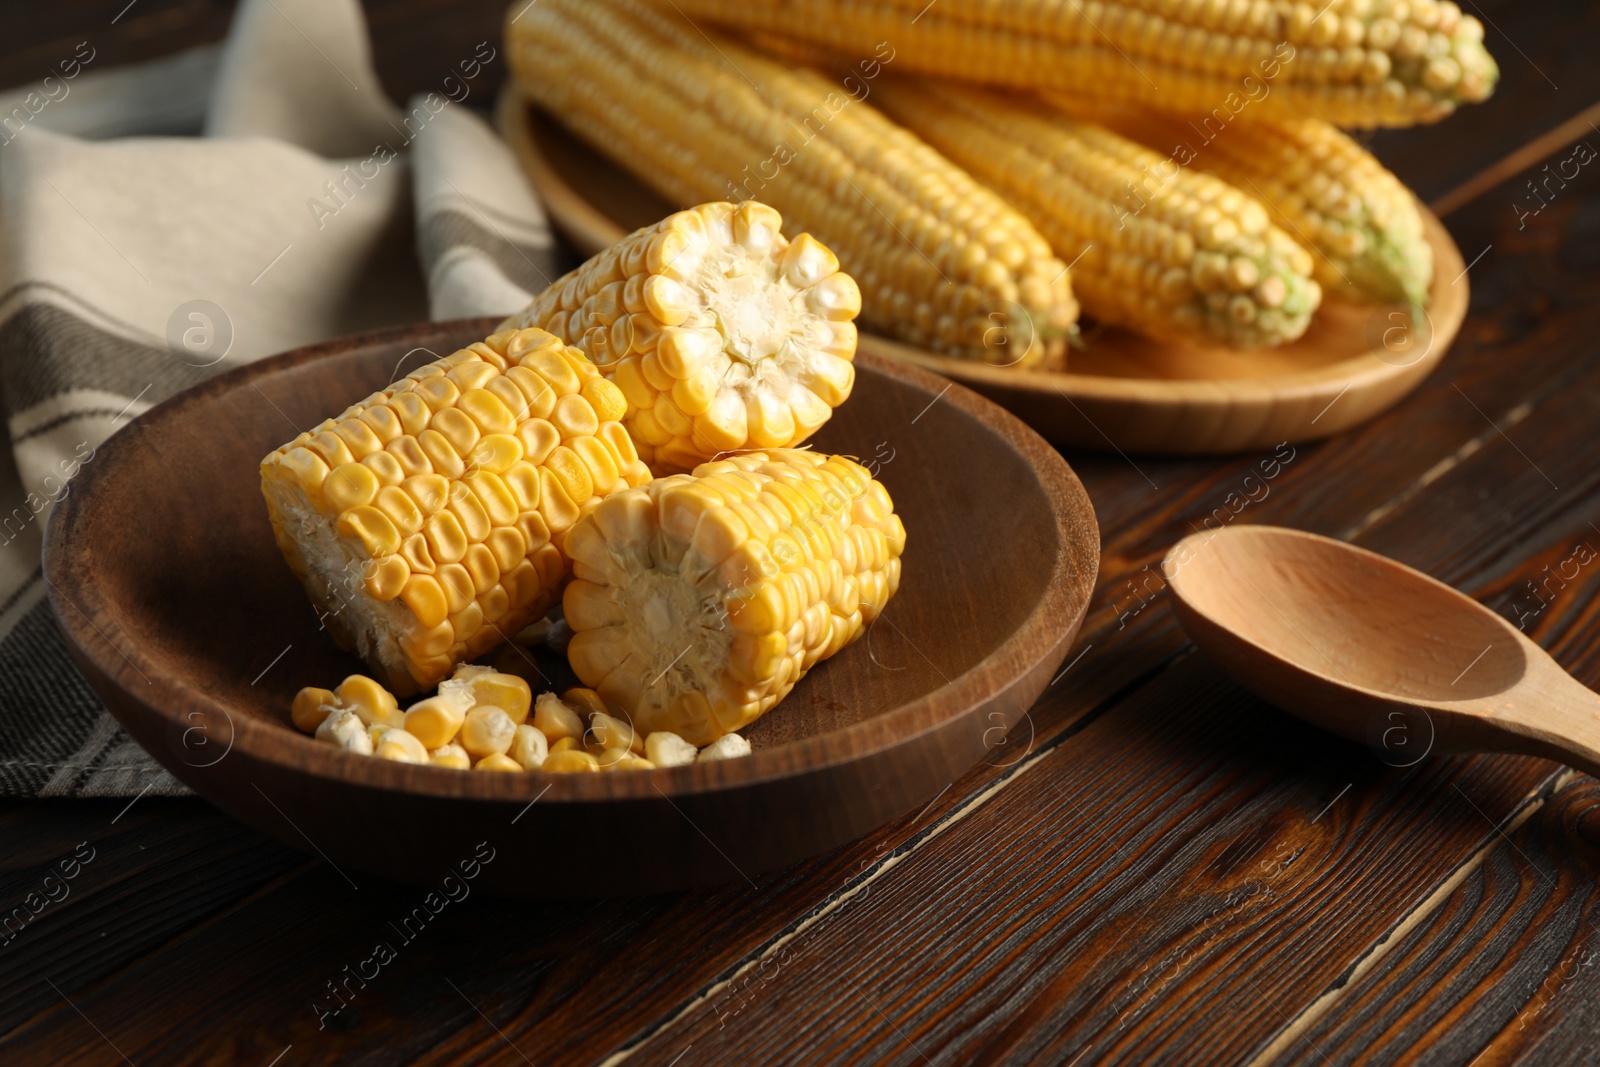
[44, 318, 1099, 897]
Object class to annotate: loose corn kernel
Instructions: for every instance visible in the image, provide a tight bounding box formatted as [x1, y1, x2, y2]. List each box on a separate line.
[375, 728, 428, 764]
[588, 711, 643, 755]
[429, 743, 471, 769]
[645, 731, 698, 768]
[315, 708, 373, 754]
[510, 724, 549, 769]
[291, 686, 338, 733]
[595, 746, 636, 769]
[337, 675, 405, 728]
[474, 752, 523, 772]
[532, 692, 585, 742]
[403, 695, 466, 749]
[466, 672, 532, 725]
[549, 736, 581, 754]
[699, 733, 752, 761]
[561, 687, 610, 721]
[605, 754, 656, 771]
[260, 327, 650, 697]
[460, 706, 517, 759]
[542, 749, 600, 773]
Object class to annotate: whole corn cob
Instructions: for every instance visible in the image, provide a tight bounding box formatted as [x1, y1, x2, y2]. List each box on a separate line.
[501, 201, 861, 474]
[1069, 105, 1433, 307]
[872, 79, 1320, 349]
[261, 327, 651, 696]
[561, 449, 905, 745]
[505, 0, 1078, 367]
[673, 0, 1498, 129]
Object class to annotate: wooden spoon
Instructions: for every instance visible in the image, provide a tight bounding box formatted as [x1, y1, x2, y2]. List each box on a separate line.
[1162, 525, 1600, 776]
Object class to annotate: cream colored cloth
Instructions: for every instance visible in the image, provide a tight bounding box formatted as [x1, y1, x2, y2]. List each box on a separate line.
[0, 0, 559, 796]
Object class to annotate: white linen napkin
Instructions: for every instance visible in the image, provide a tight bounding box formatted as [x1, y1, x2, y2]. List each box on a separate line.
[0, 0, 560, 797]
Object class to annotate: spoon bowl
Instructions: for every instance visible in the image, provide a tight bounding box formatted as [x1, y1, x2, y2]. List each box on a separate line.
[1164, 526, 1600, 776]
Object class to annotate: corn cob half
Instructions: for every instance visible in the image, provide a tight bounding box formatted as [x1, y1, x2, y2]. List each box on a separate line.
[561, 449, 905, 745]
[505, 0, 1078, 368]
[501, 202, 861, 474]
[872, 79, 1320, 349]
[1069, 105, 1433, 307]
[673, 0, 1498, 129]
[261, 327, 652, 696]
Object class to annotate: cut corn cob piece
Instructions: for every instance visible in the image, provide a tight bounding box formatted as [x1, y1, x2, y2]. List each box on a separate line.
[562, 449, 905, 745]
[871, 80, 1320, 349]
[502, 202, 861, 473]
[261, 327, 651, 695]
[1069, 105, 1432, 307]
[505, 0, 1078, 369]
[673, 0, 1498, 129]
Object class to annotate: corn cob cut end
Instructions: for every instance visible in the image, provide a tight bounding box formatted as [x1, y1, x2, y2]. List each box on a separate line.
[502, 201, 861, 474]
[261, 327, 651, 696]
[561, 449, 905, 745]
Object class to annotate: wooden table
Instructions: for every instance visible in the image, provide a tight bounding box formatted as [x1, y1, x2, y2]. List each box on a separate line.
[5, 2, 1600, 1063]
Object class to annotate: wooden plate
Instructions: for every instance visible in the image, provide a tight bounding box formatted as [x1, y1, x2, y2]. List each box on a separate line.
[499, 91, 1469, 455]
[44, 318, 1098, 897]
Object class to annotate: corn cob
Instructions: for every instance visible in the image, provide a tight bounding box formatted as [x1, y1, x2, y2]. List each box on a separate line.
[1066, 104, 1432, 307]
[505, 0, 1078, 368]
[261, 327, 652, 696]
[871, 79, 1320, 349]
[561, 449, 905, 745]
[500, 202, 861, 474]
[673, 0, 1497, 129]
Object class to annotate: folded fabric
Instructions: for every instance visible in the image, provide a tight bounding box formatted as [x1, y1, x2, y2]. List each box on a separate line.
[0, 0, 561, 797]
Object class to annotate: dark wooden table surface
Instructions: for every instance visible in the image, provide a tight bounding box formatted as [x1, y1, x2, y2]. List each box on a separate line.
[5, 1, 1600, 1064]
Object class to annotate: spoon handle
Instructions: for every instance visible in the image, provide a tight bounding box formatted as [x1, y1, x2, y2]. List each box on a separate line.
[1487, 654, 1600, 779]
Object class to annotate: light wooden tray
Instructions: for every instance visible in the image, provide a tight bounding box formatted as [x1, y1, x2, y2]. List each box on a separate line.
[498, 90, 1469, 456]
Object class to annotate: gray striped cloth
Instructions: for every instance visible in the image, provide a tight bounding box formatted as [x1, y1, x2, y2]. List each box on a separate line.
[0, 0, 562, 797]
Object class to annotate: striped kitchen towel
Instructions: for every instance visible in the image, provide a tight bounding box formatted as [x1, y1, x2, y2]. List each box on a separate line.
[0, 0, 563, 797]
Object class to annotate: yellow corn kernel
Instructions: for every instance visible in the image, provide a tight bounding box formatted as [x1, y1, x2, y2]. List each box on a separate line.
[466, 672, 533, 724]
[533, 692, 585, 742]
[363, 559, 409, 601]
[429, 743, 471, 769]
[403, 695, 466, 749]
[375, 728, 428, 764]
[588, 711, 643, 755]
[645, 730, 698, 768]
[337, 675, 403, 728]
[291, 687, 338, 733]
[542, 749, 600, 773]
[561, 687, 609, 720]
[509, 724, 548, 769]
[460, 706, 517, 759]
[474, 752, 524, 772]
[549, 735, 581, 755]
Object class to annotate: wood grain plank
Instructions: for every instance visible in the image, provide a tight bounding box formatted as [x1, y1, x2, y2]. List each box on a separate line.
[1264, 774, 1600, 1066]
[0, 799, 306, 1041]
